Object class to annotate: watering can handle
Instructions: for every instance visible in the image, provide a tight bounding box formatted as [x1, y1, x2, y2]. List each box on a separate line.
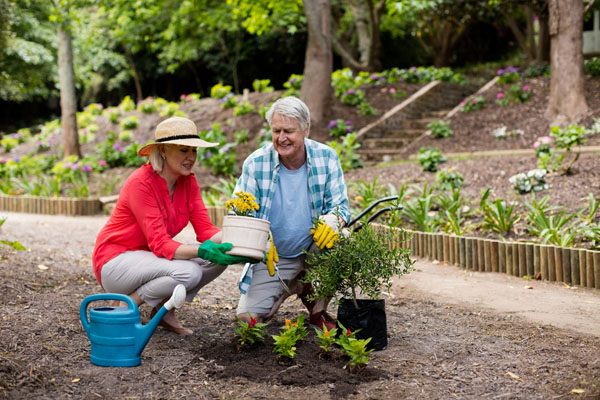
[79, 293, 137, 334]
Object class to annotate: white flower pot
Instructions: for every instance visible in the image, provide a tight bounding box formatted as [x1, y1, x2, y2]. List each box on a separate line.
[221, 215, 271, 260]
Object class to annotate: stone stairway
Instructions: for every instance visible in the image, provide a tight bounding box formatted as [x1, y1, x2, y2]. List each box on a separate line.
[356, 81, 474, 164]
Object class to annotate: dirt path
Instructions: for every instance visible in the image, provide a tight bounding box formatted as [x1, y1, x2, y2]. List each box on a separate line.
[5, 212, 599, 337]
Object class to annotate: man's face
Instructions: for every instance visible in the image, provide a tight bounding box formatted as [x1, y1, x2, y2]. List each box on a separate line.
[270, 112, 307, 164]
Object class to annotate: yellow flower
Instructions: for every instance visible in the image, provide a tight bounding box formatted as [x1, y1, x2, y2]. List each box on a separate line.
[226, 191, 259, 216]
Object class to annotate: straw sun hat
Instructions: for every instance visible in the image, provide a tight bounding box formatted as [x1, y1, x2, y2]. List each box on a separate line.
[137, 116, 218, 157]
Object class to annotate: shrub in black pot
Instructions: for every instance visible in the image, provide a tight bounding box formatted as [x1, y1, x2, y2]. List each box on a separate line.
[304, 223, 414, 350]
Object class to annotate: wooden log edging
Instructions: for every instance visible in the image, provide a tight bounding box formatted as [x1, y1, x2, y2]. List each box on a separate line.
[401, 229, 600, 289]
[0, 193, 102, 216]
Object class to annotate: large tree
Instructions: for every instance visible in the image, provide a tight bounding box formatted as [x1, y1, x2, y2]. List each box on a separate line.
[301, 0, 333, 125]
[545, 0, 588, 126]
[331, 0, 386, 72]
[52, 1, 81, 158]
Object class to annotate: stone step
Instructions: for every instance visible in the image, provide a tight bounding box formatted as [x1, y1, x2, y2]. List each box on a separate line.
[422, 109, 451, 119]
[402, 117, 439, 129]
[364, 128, 423, 139]
[356, 148, 404, 163]
[361, 137, 412, 149]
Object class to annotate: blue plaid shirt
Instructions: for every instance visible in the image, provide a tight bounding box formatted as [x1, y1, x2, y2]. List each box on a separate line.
[234, 138, 350, 223]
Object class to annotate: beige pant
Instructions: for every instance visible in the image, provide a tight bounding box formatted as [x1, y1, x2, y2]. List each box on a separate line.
[101, 250, 226, 307]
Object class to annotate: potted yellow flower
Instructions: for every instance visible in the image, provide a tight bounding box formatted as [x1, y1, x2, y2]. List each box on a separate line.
[222, 191, 270, 260]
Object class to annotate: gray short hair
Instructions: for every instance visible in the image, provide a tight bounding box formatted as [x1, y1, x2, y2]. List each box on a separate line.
[149, 146, 164, 173]
[265, 96, 311, 134]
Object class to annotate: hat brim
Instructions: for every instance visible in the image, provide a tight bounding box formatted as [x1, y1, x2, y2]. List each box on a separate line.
[137, 137, 219, 157]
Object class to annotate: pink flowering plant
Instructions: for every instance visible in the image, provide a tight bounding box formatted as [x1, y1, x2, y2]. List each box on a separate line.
[461, 96, 485, 112]
[509, 84, 532, 103]
[496, 66, 520, 85]
[533, 136, 553, 158]
[234, 314, 268, 346]
[495, 92, 510, 106]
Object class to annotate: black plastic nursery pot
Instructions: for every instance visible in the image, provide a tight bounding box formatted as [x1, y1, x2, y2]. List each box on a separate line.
[337, 298, 387, 351]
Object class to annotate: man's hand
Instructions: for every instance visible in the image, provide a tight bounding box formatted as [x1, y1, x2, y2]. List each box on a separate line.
[264, 232, 279, 276]
[310, 214, 341, 249]
[197, 240, 259, 265]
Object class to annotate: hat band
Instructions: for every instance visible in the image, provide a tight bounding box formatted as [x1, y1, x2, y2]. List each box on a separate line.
[156, 134, 200, 142]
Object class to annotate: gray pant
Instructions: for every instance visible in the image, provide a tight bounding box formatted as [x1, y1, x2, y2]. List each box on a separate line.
[101, 250, 226, 307]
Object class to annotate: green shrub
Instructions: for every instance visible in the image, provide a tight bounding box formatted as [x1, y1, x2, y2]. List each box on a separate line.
[428, 120, 453, 138]
[138, 98, 158, 114]
[584, 57, 600, 76]
[358, 101, 378, 116]
[251, 79, 274, 93]
[283, 74, 303, 97]
[340, 88, 365, 106]
[221, 94, 237, 109]
[496, 66, 520, 85]
[328, 119, 353, 137]
[119, 115, 139, 130]
[435, 169, 463, 190]
[418, 147, 446, 172]
[119, 95, 136, 111]
[522, 62, 550, 78]
[233, 101, 255, 116]
[327, 133, 363, 171]
[210, 82, 233, 99]
[509, 84, 532, 103]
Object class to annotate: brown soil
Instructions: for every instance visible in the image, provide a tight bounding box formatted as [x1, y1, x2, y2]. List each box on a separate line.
[1, 214, 599, 399]
[1, 75, 600, 399]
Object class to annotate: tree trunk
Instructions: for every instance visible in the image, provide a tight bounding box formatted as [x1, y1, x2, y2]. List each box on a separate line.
[301, 0, 332, 126]
[546, 0, 588, 127]
[57, 26, 81, 159]
[125, 49, 143, 102]
[537, 12, 550, 63]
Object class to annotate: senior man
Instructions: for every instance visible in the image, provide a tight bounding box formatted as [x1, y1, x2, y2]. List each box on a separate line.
[234, 96, 350, 330]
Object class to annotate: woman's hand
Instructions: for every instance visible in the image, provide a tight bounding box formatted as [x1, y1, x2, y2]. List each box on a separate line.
[197, 240, 258, 265]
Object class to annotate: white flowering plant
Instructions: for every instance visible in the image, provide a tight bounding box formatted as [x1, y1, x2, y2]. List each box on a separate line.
[509, 169, 548, 194]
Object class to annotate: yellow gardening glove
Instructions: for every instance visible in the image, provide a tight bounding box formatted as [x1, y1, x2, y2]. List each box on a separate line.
[310, 214, 340, 249]
[264, 232, 278, 276]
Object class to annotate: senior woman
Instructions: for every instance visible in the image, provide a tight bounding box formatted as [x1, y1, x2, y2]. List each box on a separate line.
[92, 116, 256, 335]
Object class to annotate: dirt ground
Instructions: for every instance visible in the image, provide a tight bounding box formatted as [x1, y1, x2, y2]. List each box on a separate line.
[1, 213, 599, 399]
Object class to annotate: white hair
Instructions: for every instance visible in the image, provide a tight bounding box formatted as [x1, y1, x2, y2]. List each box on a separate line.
[265, 96, 311, 135]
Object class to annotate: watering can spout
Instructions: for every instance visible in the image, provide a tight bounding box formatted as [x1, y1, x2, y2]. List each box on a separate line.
[135, 284, 187, 354]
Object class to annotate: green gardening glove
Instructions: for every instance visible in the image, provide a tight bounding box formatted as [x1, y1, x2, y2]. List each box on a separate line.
[197, 240, 259, 266]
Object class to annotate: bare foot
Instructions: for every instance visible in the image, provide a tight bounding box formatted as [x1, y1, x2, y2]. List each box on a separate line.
[160, 309, 193, 336]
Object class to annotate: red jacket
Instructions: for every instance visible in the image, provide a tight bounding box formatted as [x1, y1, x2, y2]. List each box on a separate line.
[92, 164, 220, 286]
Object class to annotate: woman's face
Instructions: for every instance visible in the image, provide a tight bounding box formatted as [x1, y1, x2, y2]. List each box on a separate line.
[270, 112, 308, 167]
[160, 144, 197, 177]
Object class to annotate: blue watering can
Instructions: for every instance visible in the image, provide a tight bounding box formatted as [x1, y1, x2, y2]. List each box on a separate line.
[80, 284, 186, 367]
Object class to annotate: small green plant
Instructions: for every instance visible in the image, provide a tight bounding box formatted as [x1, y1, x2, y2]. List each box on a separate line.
[119, 115, 139, 130]
[0, 217, 26, 250]
[328, 119, 353, 137]
[118, 95, 136, 111]
[106, 108, 121, 124]
[340, 88, 365, 106]
[496, 66, 520, 84]
[258, 102, 272, 119]
[461, 96, 485, 112]
[234, 129, 249, 144]
[435, 169, 463, 190]
[235, 314, 268, 346]
[526, 199, 576, 246]
[401, 184, 438, 232]
[220, 93, 237, 109]
[137, 98, 158, 114]
[210, 82, 233, 99]
[251, 79, 274, 93]
[283, 74, 303, 97]
[118, 130, 133, 142]
[418, 147, 446, 172]
[358, 100, 378, 116]
[339, 336, 373, 372]
[428, 120, 453, 138]
[508, 169, 548, 194]
[327, 133, 363, 171]
[479, 189, 520, 234]
[550, 124, 589, 174]
[584, 57, 600, 76]
[522, 62, 550, 78]
[233, 101, 255, 116]
[272, 316, 307, 359]
[315, 325, 338, 353]
[509, 84, 532, 103]
[436, 188, 470, 235]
